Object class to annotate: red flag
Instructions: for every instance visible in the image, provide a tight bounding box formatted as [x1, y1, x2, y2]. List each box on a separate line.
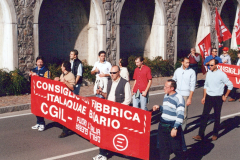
[215, 8, 232, 48]
[235, 10, 240, 49]
[198, 33, 211, 74]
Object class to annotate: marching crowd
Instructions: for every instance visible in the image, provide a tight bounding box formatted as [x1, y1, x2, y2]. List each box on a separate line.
[29, 47, 239, 160]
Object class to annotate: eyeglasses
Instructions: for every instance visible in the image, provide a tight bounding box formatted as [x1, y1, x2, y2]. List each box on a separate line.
[110, 71, 119, 74]
[212, 51, 217, 52]
[209, 65, 215, 67]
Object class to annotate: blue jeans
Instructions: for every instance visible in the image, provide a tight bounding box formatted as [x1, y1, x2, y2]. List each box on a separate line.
[73, 84, 81, 95]
[132, 94, 148, 111]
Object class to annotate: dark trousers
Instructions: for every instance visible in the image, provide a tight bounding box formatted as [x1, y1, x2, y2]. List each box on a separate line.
[199, 94, 223, 137]
[36, 116, 45, 125]
[229, 87, 237, 99]
[99, 148, 112, 157]
[158, 123, 184, 160]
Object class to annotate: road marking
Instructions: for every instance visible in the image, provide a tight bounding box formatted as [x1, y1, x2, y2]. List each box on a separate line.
[0, 113, 32, 120]
[187, 111, 240, 128]
[149, 92, 165, 96]
[42, 147, 99, 160]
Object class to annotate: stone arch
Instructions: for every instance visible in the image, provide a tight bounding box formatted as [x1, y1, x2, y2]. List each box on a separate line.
[175, 0, 210, 60]
[219, 0, 238, 50]
[117, 0, 167, 60]
[33, 0, 105, 66]
[0, 0, 17, 70]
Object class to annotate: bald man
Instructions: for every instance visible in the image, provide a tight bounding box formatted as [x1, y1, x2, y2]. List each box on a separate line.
[93, 65, 131, 160]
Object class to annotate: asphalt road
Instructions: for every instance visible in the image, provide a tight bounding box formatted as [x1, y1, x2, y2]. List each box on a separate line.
[1, 87, 240, 160]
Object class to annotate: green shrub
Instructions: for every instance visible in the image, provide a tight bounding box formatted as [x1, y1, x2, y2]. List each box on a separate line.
[0, 69, 30, 96]
[47, 63, 96, 82]
[228, 49, 239, 64]
[82, 65, 95, 82]
[47, 63, 62, 80]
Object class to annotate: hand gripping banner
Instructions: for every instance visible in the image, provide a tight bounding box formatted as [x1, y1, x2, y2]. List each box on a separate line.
[218, 63, 240, 88]
[31, 76, 151, 160]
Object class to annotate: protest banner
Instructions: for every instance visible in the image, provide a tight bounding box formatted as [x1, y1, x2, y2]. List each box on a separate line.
[31, 76, 151, 160]
[235, 10, 240, 50]
[198, 33, 211, 74]
[215, 7, 232, 48]
[218, 63, 240, 88]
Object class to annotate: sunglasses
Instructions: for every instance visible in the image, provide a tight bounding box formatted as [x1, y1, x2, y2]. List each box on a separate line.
[110, 71, 119, 74]
[212, 51, 217, 52]
[209, 65, 215, 67]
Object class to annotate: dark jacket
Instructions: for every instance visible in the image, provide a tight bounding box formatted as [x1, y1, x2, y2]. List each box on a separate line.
[107, 78, 127, 103]
[71, 58, 82, 84]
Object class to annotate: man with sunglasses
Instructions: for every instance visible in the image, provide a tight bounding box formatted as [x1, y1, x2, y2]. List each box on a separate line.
[204, 48, 222, 69]
[193, 59, 233, 141]
[93, 66, 131, 160]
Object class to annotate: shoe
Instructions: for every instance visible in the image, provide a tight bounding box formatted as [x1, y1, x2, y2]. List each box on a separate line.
[193, 135, 202, 141]
[212, 135, 218, 141]
[58, 132, 68, 138]
[228, 98, 236, 102]
[38, 124, 45, 131]
[92, 154, 107, 160]
[31, 124, 40, 130]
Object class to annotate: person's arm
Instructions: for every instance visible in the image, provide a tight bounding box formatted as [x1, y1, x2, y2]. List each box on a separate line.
[172, 70, 177, 81]
[61, 78, 74, 91]
[201, 88, 207, 104]
[76, 63, 83, 83]
[91, 63, 98, 75]
[222, 73, 233, 101]
[142, 79, 152, 97]
[228, 56, 231, 65]
[172, 97, 185, 137]
[122, 82, 131, 105]
[131, 80, 136, 95]
[204, 57, 209, 66]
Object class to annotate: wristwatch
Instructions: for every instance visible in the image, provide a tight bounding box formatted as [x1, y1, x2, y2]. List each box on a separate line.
[173, 127, 177, 130]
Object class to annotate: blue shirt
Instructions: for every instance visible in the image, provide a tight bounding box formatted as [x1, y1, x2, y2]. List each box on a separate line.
[204, 55, 222, 69]
[204, 69, 233, 96]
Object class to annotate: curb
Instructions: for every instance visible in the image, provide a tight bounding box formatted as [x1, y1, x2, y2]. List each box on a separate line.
[0, 85, 164, 114]
[0, 103, 31, 114]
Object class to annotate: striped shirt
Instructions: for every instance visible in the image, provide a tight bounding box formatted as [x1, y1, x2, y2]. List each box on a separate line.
[159, 92, 185, 128]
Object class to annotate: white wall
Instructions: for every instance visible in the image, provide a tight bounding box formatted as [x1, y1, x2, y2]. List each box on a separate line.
[149, 0, 166, 59]
[0, 0, 17, 71]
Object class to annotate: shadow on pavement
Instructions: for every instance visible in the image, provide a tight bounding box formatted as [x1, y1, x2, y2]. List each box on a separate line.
[185, 114, 215, 134]
[185, 140, 214, 160]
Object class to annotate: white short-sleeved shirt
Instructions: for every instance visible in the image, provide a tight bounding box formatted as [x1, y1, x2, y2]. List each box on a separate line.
[92, 61, 112, 94]
[91, 61, 112, 79]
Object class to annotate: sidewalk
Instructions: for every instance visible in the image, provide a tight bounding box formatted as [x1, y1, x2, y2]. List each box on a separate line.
[0, 73, 206, 114]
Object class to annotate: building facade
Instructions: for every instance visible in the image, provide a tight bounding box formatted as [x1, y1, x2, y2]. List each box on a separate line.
[0, 0, 239, 75]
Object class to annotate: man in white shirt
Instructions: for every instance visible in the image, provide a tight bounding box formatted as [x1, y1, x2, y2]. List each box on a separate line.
[91, 51, 112, 98]
[93, 65, 131, 160]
